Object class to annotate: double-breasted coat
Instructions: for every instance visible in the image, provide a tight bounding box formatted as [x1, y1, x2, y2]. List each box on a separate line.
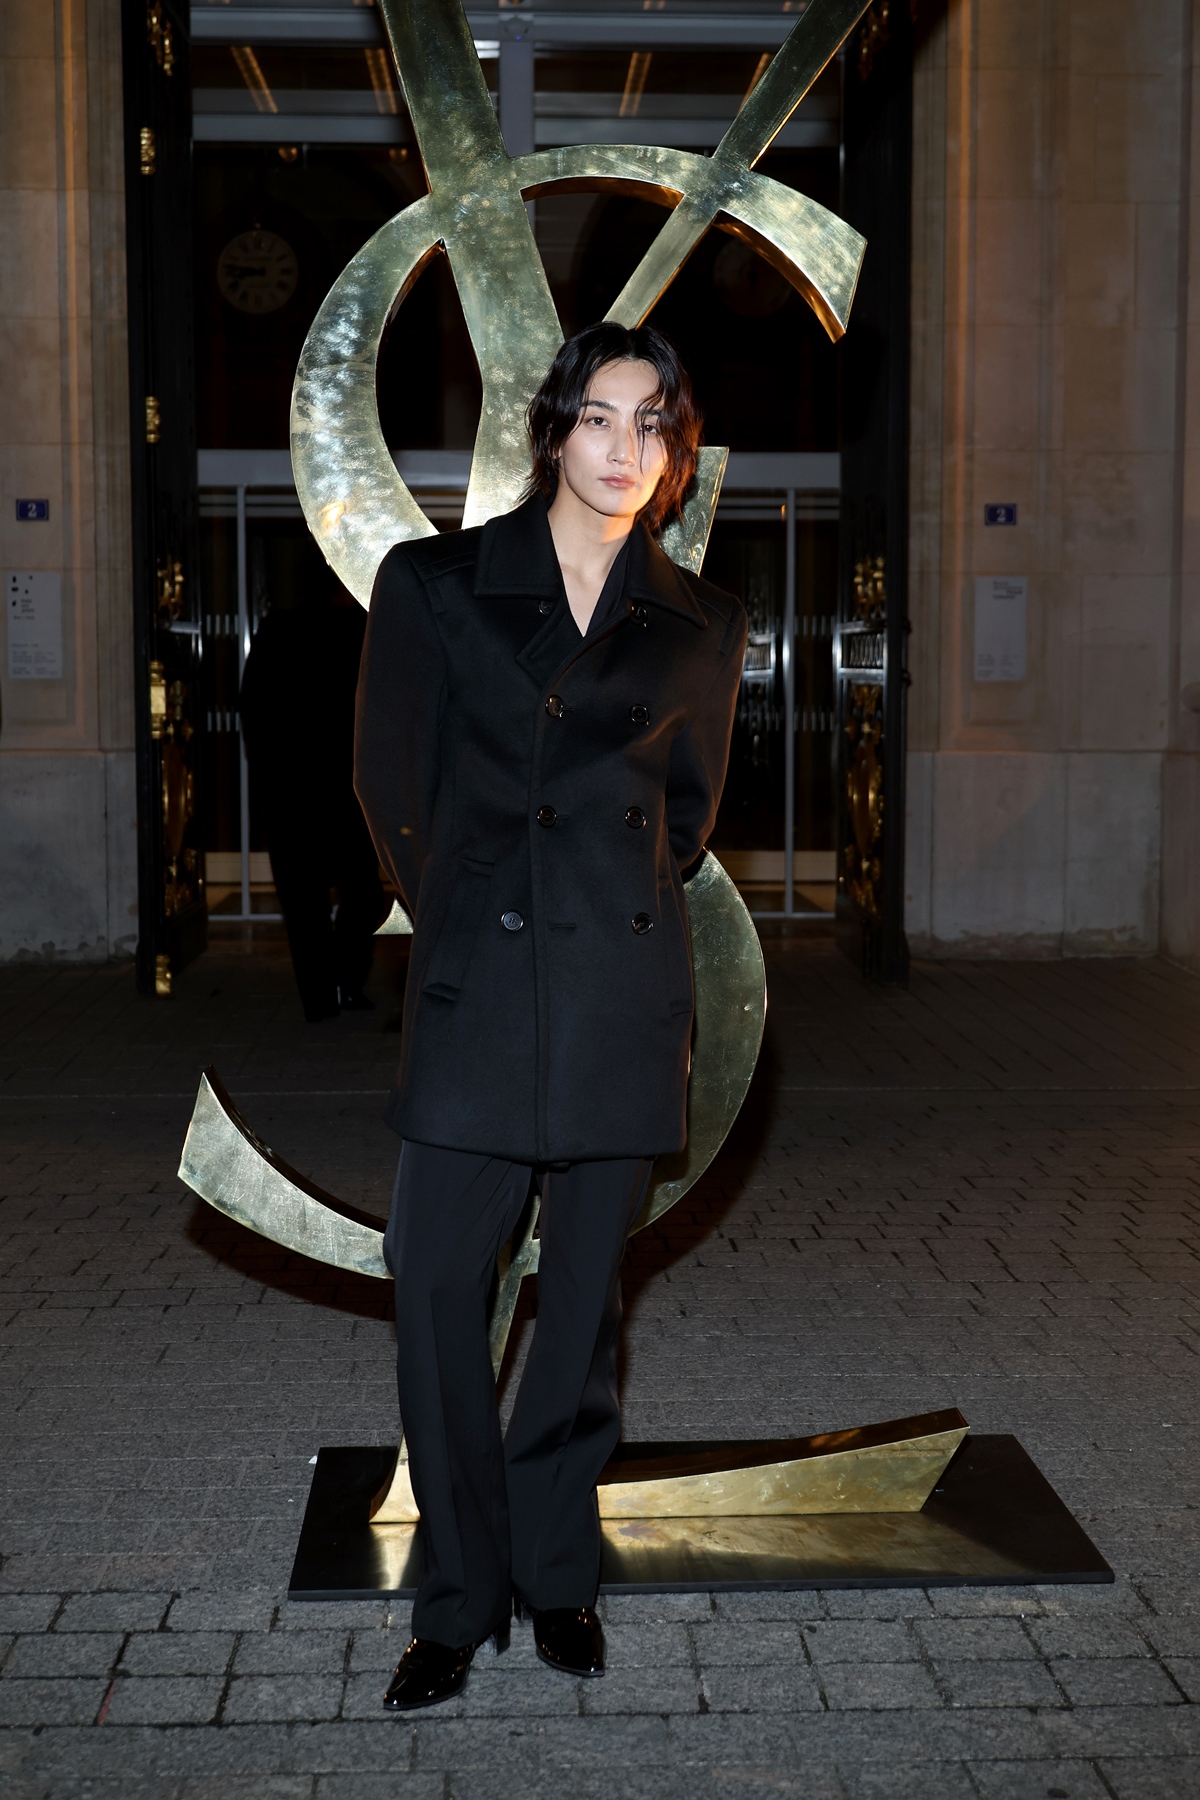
[354, 493, 747, 1163]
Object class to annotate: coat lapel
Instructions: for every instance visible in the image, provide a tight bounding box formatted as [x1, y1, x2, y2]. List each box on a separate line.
[473, 494, 708, 691]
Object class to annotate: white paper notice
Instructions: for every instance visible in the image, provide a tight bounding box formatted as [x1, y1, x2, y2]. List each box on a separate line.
[974, 576, 1027, 682]
[7, 572, 63, 680]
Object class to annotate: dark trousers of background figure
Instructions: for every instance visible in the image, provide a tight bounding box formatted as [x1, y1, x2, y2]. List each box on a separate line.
[384, 1140, 653, 1649]
[265, 798, 386, 1022]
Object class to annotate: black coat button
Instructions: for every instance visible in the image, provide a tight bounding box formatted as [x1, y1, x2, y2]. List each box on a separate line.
[545, 694, 564, 718]
[631, 912, 653, 934]
[537, 806, 557, 827]
[501, 911, 524, 932]
[625, 806, 646, 829]
[538, 599, 554, 615]
[630, 703, 649, 726]
[628, 603, 649, 626]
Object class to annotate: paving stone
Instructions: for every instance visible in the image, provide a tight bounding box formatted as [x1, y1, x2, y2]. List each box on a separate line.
[967, 1758, 1112, 1799]
[932, 1658, 1064, 1708]
[803, 1619, 920, 1663]
[119, 1631, 237, 1675]
[1027, 1617, 1153, 1659]
[687, 1620, 803, 1666]
[817, 1660, 943, 1710]
[698, 1662, 822, 1712]
[1049, 1658, 1184, 1706]
[3, 1632, 123, 1678]
[578, 1665, 700, 1713]
[314, 1779, 444, 1800]
[601, 1622, 694, 1668]
[914, 1617, 1038, 1660]
[1099, 1758, 1200, 1799]
[0, 1595, 62, 1633]
[231, 1631, 349, 1675]
[0, 1678, 108, 1726]
[166, 1591, 279, 1632]
[101, 1674, 224, 1725]
[220, 1675, 344, 1723]
[53, 1593, 172, 1634]
[843, 1764, 979, 1800]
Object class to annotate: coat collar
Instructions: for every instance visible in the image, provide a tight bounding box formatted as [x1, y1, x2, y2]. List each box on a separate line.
[474, 493, 708, 628]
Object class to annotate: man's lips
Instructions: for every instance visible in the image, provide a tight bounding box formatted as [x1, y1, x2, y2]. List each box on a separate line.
[601, 477, 636, 488]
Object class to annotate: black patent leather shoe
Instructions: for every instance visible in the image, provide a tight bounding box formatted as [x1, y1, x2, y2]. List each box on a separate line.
[524, 1605, 605, 1678]
[383, 1638, 473, 1711]
[382, 1621, 509, 1712]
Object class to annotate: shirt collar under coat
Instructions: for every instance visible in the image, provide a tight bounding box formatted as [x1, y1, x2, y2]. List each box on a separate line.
[473, 491, 708, 629]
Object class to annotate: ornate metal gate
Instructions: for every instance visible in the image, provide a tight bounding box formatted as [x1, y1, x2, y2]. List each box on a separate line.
[834, 0, 913, 984]
[121, 0, 206, 994]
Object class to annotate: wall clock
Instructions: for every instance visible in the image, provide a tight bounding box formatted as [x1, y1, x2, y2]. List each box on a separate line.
[217, 229, 299, 313]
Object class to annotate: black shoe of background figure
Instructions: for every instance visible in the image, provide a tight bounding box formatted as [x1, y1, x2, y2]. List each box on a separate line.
[382, 1638, 474, 1711]
[527, 1606, 606, 1678]
[337, 986, 374, 1011]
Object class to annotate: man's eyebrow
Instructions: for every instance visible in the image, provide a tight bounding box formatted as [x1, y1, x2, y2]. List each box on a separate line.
[579, 397, 664, 415]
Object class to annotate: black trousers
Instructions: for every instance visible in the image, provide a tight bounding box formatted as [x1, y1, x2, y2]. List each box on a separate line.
[265, 796, 385, 1021]
[383, 1140, 652, 1648]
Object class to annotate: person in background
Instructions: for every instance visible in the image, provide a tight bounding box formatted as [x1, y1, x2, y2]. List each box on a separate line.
[240, 578, 388, 1021]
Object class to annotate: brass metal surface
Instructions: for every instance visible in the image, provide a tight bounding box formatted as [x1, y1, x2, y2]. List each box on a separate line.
[179, 1070, 390, 1280]
[597, 1414, 968, 1518]
[373, 897, 413, 936]
[290, 0, 867, 605]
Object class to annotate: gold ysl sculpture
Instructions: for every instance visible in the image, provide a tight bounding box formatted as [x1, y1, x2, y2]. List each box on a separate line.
[179, 0, 969, 1537]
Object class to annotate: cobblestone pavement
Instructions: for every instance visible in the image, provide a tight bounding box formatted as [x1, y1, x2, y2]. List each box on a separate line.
[2, 928, 1199, 1798]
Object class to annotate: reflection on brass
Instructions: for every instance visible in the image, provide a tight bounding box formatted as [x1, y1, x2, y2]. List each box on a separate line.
[157, 556, 184, 621]
[148, 660, 167, 740]
[290, 0, 868, 606]
[658, 447, 728, 576]
[140, 127, 156, 177]
[843, 683, 883, 918]
[856, 0, 892, 82]
[632, 851, 765, 1234]
[597, 1413, 967, 1518]
[180, 1069, 391, 1280]
[852, 554, 886, 622]
[155, 952, 172, 998]
[599, 1506, 1028, 1588]
[145, 395, 161, 444]
[373, 897, 413, 936]
[146, 0, 174, 75]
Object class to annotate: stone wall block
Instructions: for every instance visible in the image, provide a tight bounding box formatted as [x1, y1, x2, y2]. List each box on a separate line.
[1074, 575, 1170, 751]
[1063, 750, 1162, 951]
[1093, 74, 1182, 203]
[1061, 451, 1174, 575]
[0, 753, 111, 959]
[928, 752, 1067, 954]
[1064, 202, 1137, 330]
[1161, 749, 1200, 967]
[0, 53, 58, 189]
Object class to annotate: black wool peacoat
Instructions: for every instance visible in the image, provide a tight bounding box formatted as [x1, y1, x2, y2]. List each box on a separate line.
[354, 493, 747, 1163]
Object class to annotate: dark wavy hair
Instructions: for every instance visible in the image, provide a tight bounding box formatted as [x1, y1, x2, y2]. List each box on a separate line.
[524, 322, 702, 533]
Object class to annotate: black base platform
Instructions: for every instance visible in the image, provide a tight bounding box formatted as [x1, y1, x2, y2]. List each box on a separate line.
[288, 1435, 1112, 1600]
